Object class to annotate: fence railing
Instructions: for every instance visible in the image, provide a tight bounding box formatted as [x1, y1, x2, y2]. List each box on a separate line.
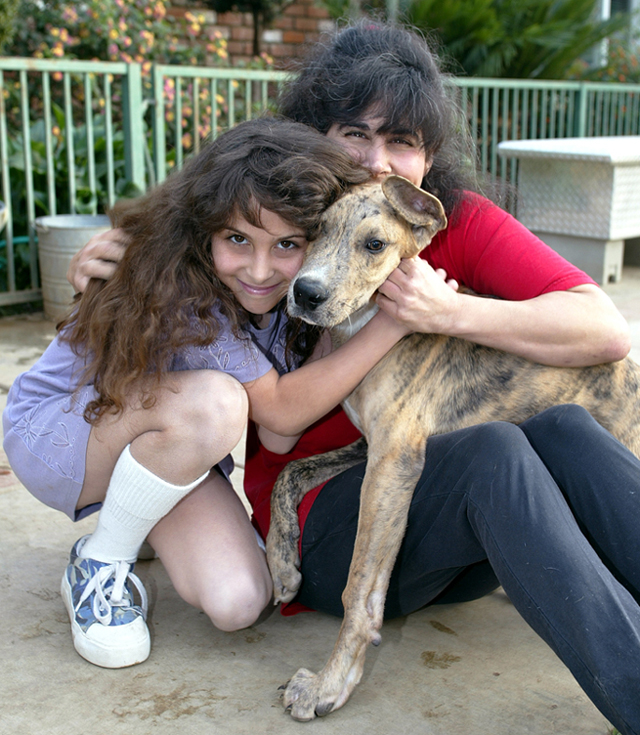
[1, 56, 639, 307]
[454, 78, 640, 186]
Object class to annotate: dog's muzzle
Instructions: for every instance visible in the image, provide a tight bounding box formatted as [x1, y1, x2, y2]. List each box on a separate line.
[292, 278, 328, 312]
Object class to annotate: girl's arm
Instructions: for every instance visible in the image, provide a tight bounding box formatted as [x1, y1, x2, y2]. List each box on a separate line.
[377, 257, 630, 367]
[256, 331, 332, 453]
[246, 309, 409, 437]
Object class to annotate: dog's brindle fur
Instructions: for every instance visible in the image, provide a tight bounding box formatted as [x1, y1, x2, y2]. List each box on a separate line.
[266, 176, 640, 721]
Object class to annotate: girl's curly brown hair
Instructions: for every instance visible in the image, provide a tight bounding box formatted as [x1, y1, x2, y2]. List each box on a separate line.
[58, 117, 370, 423]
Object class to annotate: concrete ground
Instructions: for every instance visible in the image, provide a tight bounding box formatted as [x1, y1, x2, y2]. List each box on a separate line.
[3, 269, 640, 735]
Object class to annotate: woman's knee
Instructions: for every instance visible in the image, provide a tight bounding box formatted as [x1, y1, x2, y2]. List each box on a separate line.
[450, 420, 530, 461]
[420, 421, 536, 502]
[520, 404, 596, 450]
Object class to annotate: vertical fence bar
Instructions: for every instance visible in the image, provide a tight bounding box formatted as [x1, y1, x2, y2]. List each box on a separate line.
[481, 87, 489, 174]
[549, 91, 557, 138]
[211, 78, 218, 140]
[540, 89, 549, 139]
[193, 77, 200, 155]
[20, 70, 38, 288]
[499, 87, 509, 182]
[42, 72, 56, 217]
[84, 73, 97, 214]
[245, 79, 251, 120]
[510, 87, 518, 190]
[471, 86, 479, 165]
[565, 89, 574, 138]
[122, 62, 145, 192]
[594, 91, 603, 135]
[63, 71, 75, 213]
[227, 78, 235, 129]
[0, 70, 16, 293]
[575, 83, 588, 137]
[490, 86, 498, 180]
[603, 91, 611, 135]
[104, 73, 116, 207]
[175, 76, 183, 170]
[151, 65, 166, 185]
[616, 92, 624, 135]
[586, 89, 594, 136]
[623, 92, 632, 134]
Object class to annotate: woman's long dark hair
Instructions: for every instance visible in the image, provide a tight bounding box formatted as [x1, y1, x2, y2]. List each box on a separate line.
[59, 117, 370, 423]
[278, 20, 481, 217]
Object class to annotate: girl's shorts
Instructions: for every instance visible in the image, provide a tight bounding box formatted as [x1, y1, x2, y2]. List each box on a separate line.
[3, 383, 97, 521]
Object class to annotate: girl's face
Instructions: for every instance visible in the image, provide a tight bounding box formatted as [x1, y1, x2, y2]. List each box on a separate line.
[212, 208, 307, 323]
[326, 115, 431, 186]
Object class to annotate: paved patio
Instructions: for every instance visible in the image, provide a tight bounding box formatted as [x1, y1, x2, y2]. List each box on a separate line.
[3, 268, 639, 735]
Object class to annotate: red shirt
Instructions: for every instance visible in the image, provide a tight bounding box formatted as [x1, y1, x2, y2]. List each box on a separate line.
[243, 192, 597, 613]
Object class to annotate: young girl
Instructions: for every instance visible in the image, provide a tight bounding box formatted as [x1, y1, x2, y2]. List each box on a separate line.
[2, 117, 410, 670]
[66, 21, 640, 734]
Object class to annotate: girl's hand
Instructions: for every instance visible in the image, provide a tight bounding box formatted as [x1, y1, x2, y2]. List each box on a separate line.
[375, 256, 460, 335]
[67, 228, 128, 293]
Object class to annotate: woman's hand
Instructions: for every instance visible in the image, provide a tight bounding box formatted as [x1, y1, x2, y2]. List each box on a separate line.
[67, 228, 128, 293]
[378, 257, 630, 366]
[376, 257, 460, 334]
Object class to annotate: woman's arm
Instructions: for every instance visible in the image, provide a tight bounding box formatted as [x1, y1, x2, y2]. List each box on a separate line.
[377, 257, 630, 367]
[246, 309, 409, 437]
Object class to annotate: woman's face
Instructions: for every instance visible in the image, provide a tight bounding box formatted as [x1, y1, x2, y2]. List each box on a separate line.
[212, 208, 307, 323]
[326, 115, 431, 186]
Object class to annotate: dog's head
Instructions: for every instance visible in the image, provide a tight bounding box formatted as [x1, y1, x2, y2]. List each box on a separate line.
[288, 175, 447, 327]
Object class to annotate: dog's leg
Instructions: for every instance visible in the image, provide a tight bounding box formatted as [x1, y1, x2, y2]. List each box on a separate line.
[267, 438, 368, 603]
[281, 437, 425, 721]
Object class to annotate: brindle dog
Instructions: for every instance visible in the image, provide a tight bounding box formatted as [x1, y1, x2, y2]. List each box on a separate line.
[266, 175, 640, 721]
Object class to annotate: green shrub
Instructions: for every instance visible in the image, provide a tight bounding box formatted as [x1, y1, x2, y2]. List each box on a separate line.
[0, 0, 21, 53]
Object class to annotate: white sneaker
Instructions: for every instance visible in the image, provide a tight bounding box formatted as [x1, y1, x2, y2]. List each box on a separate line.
[60, 536, 151, 668]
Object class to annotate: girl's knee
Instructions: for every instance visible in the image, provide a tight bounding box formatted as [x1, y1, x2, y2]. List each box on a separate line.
[198, 571, 272, 632]
[173, 372, 248, 454]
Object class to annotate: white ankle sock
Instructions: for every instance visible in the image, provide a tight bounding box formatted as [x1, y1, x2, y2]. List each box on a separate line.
[80, 445, 210, 564]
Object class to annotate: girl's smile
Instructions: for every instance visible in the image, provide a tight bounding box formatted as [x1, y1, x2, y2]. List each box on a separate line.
[211, 209, 308, 324]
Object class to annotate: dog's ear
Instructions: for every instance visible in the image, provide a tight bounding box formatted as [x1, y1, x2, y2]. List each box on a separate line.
[382, 176, 448, 239]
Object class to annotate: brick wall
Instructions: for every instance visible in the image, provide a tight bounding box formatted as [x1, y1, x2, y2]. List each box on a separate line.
[168, 1, 336, 68]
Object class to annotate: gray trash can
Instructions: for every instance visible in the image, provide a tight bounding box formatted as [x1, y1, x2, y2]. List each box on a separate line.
[34, 214, 111, 320]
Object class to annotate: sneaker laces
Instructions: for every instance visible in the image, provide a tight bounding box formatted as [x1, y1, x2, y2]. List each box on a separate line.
[75, 561, 149, 626]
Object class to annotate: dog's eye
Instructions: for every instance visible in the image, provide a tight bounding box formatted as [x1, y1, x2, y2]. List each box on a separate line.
[365, 239, 386, 252]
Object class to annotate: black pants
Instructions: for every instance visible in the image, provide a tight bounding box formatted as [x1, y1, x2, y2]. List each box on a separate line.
[298, 405, 640, 735]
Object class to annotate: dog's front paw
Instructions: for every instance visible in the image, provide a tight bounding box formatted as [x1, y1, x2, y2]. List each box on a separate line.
[280, 656, 364, 721]
[281, 668, 336, 721]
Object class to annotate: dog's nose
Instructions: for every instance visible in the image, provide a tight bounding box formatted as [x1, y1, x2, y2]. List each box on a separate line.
[293, 279, 328, 311]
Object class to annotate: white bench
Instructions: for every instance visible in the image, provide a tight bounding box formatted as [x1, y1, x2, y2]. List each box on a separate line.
[498, 136, 640, 284]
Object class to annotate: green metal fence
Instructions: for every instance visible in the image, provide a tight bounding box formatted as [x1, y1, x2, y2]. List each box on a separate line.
[1, 56, 639, 307]
[455, 78, 640, 186]
[149, 64, 289, 186]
